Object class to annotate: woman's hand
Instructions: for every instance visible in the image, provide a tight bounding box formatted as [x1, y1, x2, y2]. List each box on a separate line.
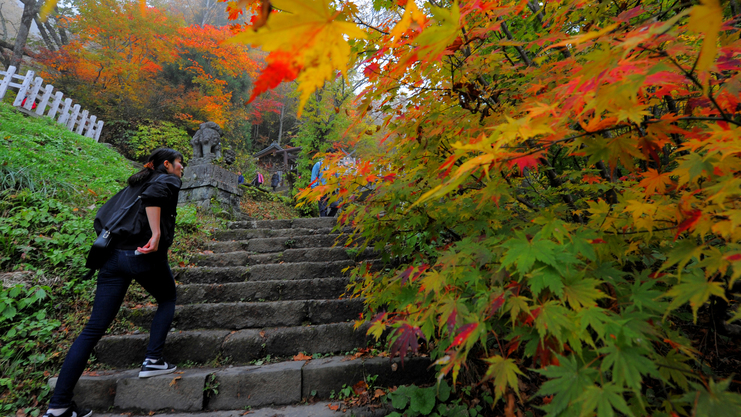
[137, 233, 160, 254]
[137, 206, 162, 254]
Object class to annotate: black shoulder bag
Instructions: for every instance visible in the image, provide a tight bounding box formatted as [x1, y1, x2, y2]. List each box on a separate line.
[85, 194, 143, 270]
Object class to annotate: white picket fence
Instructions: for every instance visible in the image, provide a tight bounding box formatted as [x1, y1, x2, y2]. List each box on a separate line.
[0, 65, 104, 141]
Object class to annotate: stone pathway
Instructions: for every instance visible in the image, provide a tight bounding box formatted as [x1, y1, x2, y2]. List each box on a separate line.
[51, 217, 433, 415]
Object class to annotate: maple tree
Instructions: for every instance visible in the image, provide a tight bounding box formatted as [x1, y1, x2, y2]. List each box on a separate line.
[229, 0, 741, 415]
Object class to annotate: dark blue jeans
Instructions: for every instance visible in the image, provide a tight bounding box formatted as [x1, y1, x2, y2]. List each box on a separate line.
[49, 249, 176, 408]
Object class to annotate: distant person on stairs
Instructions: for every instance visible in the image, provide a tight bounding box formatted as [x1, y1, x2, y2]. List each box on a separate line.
[43, 148, 185, 417]
[271, 171, 280, 191]
[311, 151, 338, 217]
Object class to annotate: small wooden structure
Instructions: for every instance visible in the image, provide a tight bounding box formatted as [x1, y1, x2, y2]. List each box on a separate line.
[254, 142, 302, 188]
[0, 66, 104, 141]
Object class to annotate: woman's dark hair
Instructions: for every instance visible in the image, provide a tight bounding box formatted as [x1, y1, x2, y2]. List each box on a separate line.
[127, 148, 185, 186]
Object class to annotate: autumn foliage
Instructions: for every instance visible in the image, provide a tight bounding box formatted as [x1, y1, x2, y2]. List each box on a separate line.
[233, 0, 741, 415]
[36, 0, 262, 145]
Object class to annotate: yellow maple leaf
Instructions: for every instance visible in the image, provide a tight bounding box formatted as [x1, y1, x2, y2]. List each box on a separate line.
[231, 0, 366, 113]
[687, 0, 722, 81]
[389, 0, 426, 46]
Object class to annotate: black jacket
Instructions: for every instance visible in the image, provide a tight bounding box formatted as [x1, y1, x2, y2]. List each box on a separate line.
[94, 172, 182, 252]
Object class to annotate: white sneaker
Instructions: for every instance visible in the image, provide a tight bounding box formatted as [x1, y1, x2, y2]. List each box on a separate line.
[138, 357, 177, 378]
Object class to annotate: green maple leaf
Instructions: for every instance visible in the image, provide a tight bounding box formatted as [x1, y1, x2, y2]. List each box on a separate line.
[656, 349, 692, 390]
[536, 355, 598, 416]
[562, 278, 606, 311]
[568, 230, 598, 262]
[599, 343, 659, 391]
[484, 355, 524, 403]
[660, 239, 704, 277]
[577, 306, 613, 340]
[577, 383, 635, 417]
[535, 301, 576, 344]
[666, 269, 727, 322]
[682, 379, 741, 417]
[501, 236, 558, 275]
[529, 266, 565, 297]
[628, 278, 665, 313]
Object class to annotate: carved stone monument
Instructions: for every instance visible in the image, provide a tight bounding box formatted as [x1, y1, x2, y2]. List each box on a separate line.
[178, 122, 243, 214]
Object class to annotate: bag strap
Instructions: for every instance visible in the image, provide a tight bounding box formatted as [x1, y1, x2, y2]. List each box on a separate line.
[103, 195, 142, 231]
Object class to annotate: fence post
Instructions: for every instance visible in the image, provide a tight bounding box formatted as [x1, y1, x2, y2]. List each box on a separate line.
[85, 115, 97, 138]
[67, 104, 81, 131]
[0, 66, 16, 100]
[48, 91, 64, 119]
[24, 77, 43, 111]
[57, 98, 72, 125]
[36, 85, 54, 116]
[12, 70, 34, 107]
[94, 121, 104, 142]
[75, 110, 89, 135]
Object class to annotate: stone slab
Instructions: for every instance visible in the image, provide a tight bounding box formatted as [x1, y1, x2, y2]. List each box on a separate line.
[176, 278, 349, 304]
[95, 330, 230, 367]
[249, 261, 355, 281]
[302, 356, 365, 398]
[114, 369, 211, 411]
[94, 401, 389, 417]
[49, 370, 137, 410]
[206, 361, 305, 409]
[307, 299, 364, 324]
[174, 266, 250, 284]
[246, 235, 342, 253]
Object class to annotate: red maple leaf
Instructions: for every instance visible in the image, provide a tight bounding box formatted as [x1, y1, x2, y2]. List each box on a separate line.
[248, 52, 299, 103]
[506, 153, 541, 175]
[449, 323, 478, 349]
[390, 323, 426, 367]
[674, 209, 702, 240]
[363, 62, 380, 78]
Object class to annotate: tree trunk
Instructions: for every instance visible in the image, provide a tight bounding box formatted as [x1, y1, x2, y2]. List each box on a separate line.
[34, 15, 55, 51]
[277, 103, 285, 145]
[11, 0, 39, 70]
[44, 19, 63, 49]
[0, 4, 8, 42]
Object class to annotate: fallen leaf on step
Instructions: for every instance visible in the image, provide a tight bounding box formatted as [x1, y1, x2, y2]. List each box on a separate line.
[374, 388, 386, 398]
[259, 330, 266, 338]
[169, 376, 181, 387]
[293, 352, 312, 361]
[353, 380, 368, 395]
[327, 404, 340, 411]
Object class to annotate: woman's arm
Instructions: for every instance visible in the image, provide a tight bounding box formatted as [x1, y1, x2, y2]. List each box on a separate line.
[136, 207, 161, 254]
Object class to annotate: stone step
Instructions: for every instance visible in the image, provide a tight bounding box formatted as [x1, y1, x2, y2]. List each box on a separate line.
[122, 299, 364, 330]
[214, 234, 345, 253]
[176, 278, 350, 304]
[214, 226, 354, 242]
[192, 247, 376, 267]
[95, 322, 370, 367]
[93, 402, 390, 417]
[227, 217, 337, 230]
[174, 260, 359, 284]
[51, 355, 433, 412]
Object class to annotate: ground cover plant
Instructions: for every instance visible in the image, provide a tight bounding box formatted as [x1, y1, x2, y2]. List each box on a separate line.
[223, 0, 741, 416]
[240, 185, 303, 219]
[0, 104, 218, 415]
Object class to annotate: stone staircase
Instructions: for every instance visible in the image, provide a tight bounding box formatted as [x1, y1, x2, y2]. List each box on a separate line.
[51, 217, 433, 415]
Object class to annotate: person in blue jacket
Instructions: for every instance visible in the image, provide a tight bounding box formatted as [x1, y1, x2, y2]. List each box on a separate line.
[311, 149, 338, 217]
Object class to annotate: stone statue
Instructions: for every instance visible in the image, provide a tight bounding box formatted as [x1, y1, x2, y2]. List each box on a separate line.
[223, 149, 236, 165]
[191, 122, 223, 160]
